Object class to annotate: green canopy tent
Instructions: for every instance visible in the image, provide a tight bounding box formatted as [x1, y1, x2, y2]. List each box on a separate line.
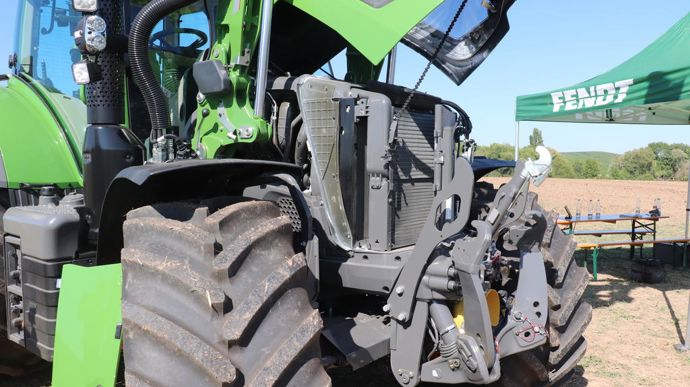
[515, 11, 690, 351]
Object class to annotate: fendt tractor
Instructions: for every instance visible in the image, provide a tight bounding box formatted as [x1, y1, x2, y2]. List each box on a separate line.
[0, 0, 591, 385]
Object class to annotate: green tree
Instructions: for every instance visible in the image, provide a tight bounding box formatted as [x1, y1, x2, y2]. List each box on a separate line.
[610, 148, 655, 180]
[529, 128, 544, 147]
[475, 143, 515, 176]
[550, 152, 575, 178]
[674, 158, 689, 181]
[573, 159, 601, 178]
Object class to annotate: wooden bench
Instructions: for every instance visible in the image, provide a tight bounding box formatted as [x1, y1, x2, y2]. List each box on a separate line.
[577, 238, 690, 280]
[572, 229, 655, 237]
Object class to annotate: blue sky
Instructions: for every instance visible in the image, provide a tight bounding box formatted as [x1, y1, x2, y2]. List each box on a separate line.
[2, 0, 689, 154]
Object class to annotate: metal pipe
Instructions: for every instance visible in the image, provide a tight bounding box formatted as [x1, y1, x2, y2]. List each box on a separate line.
[254, 0, 274, 118]
[676, 162, 690, 353]
[514, 121, 520, 161]
[386, 45, 397, 84]
[682, 163, 690, 348]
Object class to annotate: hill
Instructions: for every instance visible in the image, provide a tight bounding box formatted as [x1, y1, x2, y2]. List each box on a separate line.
[561, 151, 619, 173]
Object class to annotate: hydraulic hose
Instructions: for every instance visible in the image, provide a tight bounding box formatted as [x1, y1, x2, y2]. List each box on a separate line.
[128, 0, 199, 139]
[429, 301, 460, 358]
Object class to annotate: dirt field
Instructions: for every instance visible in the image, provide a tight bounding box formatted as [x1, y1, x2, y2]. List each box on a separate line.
[487, 177, 690, 387]
[483, 177, 689, 241]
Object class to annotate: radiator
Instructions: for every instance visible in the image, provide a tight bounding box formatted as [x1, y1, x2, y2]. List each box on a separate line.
[389, 110, 436, 248]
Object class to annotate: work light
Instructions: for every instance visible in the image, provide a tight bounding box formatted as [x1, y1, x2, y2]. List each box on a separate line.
[72, 61, 101, 85]
[74, 15, 107, 54]
[72, 0, 98, 12]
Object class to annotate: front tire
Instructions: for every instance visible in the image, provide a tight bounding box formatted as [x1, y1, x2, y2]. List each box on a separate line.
[497, 198, 591, 386]
[121, 200, 330, 386]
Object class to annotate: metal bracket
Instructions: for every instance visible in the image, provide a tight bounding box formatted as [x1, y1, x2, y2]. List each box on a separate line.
[217, 101, 237, 140]
[495, 251, 549, 357]
[387, 156, 475, 322]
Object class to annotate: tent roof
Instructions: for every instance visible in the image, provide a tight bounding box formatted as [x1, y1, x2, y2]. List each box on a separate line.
[515, 12, 690, 124]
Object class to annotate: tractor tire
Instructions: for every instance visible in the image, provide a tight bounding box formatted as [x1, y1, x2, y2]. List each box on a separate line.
[495, 196, 591, 386]
[121, 200, 330, 387]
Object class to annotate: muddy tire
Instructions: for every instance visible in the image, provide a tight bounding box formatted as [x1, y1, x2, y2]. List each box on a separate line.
[121, 200, 330, 387]
[497, 197, 591, 386]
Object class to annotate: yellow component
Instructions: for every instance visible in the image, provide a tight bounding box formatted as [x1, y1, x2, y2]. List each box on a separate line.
[452, 301, 465, 329]
[485, 289, 501, 327]
[453, 289, 502, 329]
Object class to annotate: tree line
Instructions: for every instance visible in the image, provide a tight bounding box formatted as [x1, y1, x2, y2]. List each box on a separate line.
[475, 128, 689, 181]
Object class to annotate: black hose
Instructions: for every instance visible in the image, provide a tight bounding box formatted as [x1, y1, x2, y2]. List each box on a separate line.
[442, 99, 473, 136]
[128, 0, 199, 140]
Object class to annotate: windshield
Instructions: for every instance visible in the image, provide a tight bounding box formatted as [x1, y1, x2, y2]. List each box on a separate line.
[418, 0, 490, 47]
[16, 0, 82, 97]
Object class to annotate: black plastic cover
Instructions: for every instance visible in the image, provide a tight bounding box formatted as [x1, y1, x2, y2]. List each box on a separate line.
[193, 60, 231, 96]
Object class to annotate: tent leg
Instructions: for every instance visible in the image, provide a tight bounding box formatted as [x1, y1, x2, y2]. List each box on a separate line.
[676, 163, 690, 353]
[592, 247, 598, 281]
[683, 168, 690, 268]
[514, 121, 520, 161]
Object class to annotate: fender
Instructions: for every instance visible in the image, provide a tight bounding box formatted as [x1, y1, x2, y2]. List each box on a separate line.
[0, 74, 84, 189]
[96, 159, 307, 263]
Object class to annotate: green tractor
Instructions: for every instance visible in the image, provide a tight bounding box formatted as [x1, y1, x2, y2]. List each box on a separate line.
[0, 0, 591, 385]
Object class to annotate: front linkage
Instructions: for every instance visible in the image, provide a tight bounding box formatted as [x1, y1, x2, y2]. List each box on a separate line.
[388, 148, 553, 385]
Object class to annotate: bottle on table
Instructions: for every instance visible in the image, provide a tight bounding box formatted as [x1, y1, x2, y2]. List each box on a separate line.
[595, 199, 601, 218]
[575, 199, 581, 219]
[587, 199, 593, 219]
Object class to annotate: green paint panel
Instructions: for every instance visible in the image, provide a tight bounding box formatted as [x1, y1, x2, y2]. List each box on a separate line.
[289, 0, 442, 65]
[52, 264, 122, 387]
[0, 75, 84, 188]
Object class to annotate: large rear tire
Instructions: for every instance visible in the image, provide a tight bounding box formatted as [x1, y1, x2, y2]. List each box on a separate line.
[496, 197, 591, 386]
[121, 200, 330, 386]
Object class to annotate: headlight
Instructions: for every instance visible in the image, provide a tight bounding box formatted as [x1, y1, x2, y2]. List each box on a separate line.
[72, 0, 98, 12]
[85, 14, 106, 33]
[74, 15, 107, 54]
[72, 61, 101, 85]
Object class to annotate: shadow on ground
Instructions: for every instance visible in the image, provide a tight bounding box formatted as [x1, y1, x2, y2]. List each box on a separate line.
[329, 357, 589, 387]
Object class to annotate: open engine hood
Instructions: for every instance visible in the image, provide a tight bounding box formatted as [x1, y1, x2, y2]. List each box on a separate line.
[402, 0, 515, 85]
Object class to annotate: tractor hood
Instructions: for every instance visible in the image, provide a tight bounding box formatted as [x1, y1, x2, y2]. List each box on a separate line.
[280, 0, 514, 85]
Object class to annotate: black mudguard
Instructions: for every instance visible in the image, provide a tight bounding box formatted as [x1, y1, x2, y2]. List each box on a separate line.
[96, 159, 303, 263]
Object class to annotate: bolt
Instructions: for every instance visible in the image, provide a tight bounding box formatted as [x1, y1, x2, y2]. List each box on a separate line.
[382, 304, 391, 313]
[395, 286, 405, 296]
[401, 375, 410, 384]
[196, 92, 205, 104]
[397, 312, 408, 322]
[201, 108, 210, 117]
[448, 358, 461, 370]
[212, 48, 220, 58]
[513, 311, 524, 321]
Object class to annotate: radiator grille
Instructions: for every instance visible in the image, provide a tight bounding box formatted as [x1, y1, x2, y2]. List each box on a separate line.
[390, 110, 436, 248]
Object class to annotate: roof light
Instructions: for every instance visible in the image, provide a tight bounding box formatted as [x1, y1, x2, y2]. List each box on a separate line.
[72, 0, 98, 12]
